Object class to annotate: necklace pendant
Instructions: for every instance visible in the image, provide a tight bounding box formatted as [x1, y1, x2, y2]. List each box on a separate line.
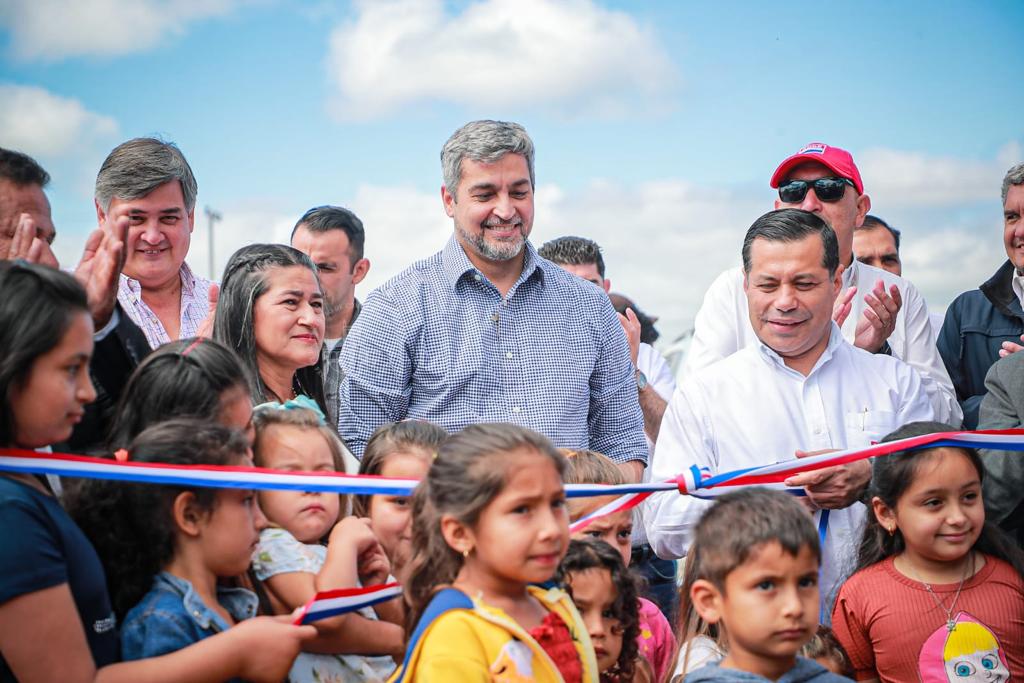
[947, 619, 956, 632]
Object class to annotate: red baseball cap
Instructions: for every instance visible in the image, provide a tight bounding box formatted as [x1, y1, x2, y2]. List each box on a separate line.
[770, 142, 864, 195]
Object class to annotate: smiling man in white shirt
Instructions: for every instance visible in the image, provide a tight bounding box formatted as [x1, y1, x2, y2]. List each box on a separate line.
[646, 208, 935, 609]
[682, 143, 960, 426]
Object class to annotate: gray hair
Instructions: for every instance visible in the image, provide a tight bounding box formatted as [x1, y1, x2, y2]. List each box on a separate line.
[441, 120, 535, 199]
[1002, 162, 1024, 204]
[95, 137, 197, 212]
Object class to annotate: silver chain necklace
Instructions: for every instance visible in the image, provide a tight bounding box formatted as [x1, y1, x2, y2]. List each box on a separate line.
[905, 552, 973, 632]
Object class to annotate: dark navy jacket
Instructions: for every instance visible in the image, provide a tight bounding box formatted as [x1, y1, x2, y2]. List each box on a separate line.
[939, 260, 1024, 428]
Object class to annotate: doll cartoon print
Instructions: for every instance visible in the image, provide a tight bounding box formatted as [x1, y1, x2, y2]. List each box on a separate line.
[918, 613, 1010, 682]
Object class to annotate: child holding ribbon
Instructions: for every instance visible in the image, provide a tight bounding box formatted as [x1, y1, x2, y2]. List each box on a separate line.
[0, 261, 314, 682]
[250, 402, 402, 683]
[831, 421, 1024, 682]
[394, 423, 599, 682]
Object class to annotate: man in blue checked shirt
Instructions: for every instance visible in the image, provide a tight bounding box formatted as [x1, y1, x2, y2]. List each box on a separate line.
[337, 120, 647, 478]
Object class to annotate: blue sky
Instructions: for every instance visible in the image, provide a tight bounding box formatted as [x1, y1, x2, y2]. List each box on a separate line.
[2, 0, 1022, 347]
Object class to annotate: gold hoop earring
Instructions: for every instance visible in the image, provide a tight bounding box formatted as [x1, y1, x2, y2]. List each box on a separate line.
[886, 526, 895, 537]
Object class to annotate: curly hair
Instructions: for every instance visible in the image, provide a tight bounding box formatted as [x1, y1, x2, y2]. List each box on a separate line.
[556, 538, 642, 682]
[66, 419, 250, 619]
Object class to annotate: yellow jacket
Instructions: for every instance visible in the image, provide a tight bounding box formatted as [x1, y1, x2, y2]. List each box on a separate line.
[391, 585, 599, 683]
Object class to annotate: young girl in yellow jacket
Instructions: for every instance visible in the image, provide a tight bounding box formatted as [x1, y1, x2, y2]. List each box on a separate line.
[390, 423, 599, 683]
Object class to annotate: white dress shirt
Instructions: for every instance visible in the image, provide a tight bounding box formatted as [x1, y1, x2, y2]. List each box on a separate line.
[680, 260, 961, 425]
[633, 342, 675, 547]
[647, 324, 936, 607]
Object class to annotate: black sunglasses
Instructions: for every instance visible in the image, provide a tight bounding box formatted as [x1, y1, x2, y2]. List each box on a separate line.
[777, 177, 855, 204]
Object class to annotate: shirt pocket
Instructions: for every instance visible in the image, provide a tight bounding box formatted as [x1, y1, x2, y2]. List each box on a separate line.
[844, 409, 898, 448]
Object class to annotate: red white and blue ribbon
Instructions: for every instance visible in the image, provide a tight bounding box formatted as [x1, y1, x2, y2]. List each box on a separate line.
[569, 429, 1024, 531]
[4, 428, 1024, 616]
[293, 582, 403, 625]
[0, 447, 669, 497]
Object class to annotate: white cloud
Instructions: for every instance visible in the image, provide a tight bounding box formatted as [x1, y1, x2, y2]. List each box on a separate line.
[0, 0, 243, 61]
[858, 141, 1021, 207]
[901, 227, 1004, 315]
[181, 184, 454, 285]
[0, 84, 118, 156]
[326, 0, 676, 120]
[182, 203, 296, 282]
[349, 184, 454, 285]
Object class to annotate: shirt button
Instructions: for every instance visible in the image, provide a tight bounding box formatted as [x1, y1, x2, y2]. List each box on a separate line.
[491, 313, 500, 322]
[512, 406, 521, 413]
[473, 273, 482, 281]
[505, 351, 513, 359]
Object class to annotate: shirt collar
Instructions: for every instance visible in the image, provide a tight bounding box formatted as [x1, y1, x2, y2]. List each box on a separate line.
[842, 257, 857, 289]
[439, 235, 544, 293]
[155, 571, 258, 630]
[757, 321, 843, 377]
[121, 262, 194, 296]
[179, 261, 197, 297]
[1011, 270, 1024, 311]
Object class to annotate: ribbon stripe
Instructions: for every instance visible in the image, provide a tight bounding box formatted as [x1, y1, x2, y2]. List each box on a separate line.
[293, 583, 404, 625]
[4, 428, 1023, 617]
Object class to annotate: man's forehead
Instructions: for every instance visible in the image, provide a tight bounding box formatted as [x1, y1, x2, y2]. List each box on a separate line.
[747, 236, 828, 276]
[113, 180, 188, 211]
[460, 154, 530, 181]
[855, 226, 897, 251]
[293, 225, 352, 253]
[782, 161, 838, 181]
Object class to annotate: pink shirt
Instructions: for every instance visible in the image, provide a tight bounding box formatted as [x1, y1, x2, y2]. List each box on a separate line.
[117, 262, 213, 350]
[637, 597, 674, 682]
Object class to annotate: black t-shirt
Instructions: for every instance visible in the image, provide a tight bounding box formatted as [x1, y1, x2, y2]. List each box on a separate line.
[0, 476, 118, 679]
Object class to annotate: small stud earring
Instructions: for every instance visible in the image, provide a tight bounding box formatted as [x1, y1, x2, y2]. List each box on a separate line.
[462, 548, 471, 559]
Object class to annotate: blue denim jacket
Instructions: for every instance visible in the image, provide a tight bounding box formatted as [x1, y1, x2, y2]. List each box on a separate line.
[121, 571, 258, 668]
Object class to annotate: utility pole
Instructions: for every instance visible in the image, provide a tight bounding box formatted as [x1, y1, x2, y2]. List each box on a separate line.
[204, 206, 222, 280]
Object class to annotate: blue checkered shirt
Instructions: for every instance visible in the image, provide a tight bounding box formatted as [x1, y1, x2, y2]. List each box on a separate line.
[338, 236, 647, 463]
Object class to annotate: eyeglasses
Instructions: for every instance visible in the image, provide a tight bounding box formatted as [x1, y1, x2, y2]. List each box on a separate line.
[777, 177, 856, 204]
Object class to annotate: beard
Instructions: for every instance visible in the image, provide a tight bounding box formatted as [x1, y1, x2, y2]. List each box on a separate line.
[457, 216, 527, 262]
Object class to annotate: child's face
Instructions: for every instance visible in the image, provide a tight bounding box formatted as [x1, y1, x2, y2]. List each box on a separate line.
[568, 567, 624, 674]
[570, 499, 633, 565]
[368, 451, 430, 574]
[198, 455, 263, 576]
[458, 448, 570, 589]
[9, 311, 95, 448]
[876, 448, 984, 571]
[694, 541, 819, 676]
[257, 424, 340, 543]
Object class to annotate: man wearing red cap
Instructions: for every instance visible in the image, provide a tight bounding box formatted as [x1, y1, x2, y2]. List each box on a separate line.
[682, 143, 960, 431]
